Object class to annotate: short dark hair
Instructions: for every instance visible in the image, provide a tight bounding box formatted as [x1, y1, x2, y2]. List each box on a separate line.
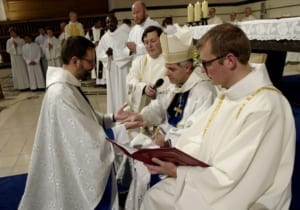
[61, 36, 95, 65]
[162, 17, 173, 27]
[45, 27, 54, 32]
[141, 26, 163, 42]
[123, 18, 132, 26]
[8, 27, 17, 33]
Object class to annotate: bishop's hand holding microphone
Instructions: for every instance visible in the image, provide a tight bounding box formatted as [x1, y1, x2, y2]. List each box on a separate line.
[144, 78, 164, 99]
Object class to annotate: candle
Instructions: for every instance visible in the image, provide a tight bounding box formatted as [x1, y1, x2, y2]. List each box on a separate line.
[187, 3, 194, 23]
[194, 1, 201, 22]
[202, 0, 208, 18]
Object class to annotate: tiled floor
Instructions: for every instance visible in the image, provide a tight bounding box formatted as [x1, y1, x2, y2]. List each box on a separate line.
[0, 68, 107, 177]
[0, 63, 299, 177]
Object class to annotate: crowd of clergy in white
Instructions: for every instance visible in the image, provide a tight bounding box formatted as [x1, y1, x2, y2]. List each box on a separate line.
[16, 0, 296, 209]
[6, 26, 64, 91]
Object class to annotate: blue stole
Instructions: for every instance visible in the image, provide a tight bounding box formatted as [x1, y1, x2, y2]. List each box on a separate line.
[95, 171, 113, 210]
[167, 91, 190, 127]
[95, 128, 114, 210]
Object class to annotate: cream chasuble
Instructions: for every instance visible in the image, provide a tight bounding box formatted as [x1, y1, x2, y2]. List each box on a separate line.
[126, 53, 168, 113]
[18, 67, 126, 210]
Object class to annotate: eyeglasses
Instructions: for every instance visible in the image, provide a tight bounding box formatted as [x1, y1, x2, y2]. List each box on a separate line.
[81, 58, 95, 65]
[201, 55, 226, 71]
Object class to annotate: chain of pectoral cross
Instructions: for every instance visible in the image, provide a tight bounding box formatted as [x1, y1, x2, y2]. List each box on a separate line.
[173, 94, 183, 117]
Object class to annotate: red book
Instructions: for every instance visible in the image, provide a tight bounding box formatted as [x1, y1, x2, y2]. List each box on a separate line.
[107, 138, 209, 167]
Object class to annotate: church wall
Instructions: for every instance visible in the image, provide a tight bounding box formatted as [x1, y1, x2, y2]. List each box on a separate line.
[265, 0, 300, 18]
[111, 0, 299, 25]
[2, 0, 109, 21]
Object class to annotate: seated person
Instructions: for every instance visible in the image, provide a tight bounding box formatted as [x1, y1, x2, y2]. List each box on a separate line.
[125, 26, 217, 210]
[140, 23, 295, 210]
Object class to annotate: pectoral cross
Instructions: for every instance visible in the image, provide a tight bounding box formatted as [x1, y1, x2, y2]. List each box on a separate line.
[173, 105, 182, 117]
[173, 94, 183, 117]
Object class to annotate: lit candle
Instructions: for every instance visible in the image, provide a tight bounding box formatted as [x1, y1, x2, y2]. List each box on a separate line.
[187, 3, 194, 23]
[194, 1, 201, 22]
[202, 0, 208, 18]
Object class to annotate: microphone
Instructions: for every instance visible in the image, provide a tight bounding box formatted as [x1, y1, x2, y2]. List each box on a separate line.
[153, 78, 164, 89]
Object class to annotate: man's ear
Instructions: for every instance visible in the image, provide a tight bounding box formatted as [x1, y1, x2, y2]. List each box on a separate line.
[70, 56, 78, 65]
[226, 53, 237, 71]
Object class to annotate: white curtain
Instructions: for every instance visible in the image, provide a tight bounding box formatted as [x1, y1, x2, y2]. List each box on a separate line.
[0, 0, 7, 21]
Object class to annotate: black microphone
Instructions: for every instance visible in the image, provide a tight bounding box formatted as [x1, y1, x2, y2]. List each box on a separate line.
[153, 78, 164, 89]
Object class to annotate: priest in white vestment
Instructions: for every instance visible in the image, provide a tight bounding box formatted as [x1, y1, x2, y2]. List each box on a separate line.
[64, 11, 85, 39]
[85, 19, 106, 80]
[242, 7, 257, 21]
[97, 15, 131, 114]
[126, 25, 168, 114]
[22, 35, 45, 90]
[35, 27, 48, 77]
[18, 36, 142, 210]
[207, 8, 223, 25]
[6, 27, 29, 90]
[140, 23, 295, 210]
[43, 27, 62, 67]
[58, 21, 67, 45]
[125, 1, 161, 58]
[125, 26, 217, 210]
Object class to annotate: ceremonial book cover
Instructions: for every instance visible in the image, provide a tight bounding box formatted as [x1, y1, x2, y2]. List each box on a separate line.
[106, 138, 209, 167]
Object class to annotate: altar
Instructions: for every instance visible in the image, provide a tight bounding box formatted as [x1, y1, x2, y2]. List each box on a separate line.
[190, 17, 300, 87]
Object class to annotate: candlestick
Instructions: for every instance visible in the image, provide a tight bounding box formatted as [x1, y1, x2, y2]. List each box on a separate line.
[194, 1, 201, 22]
[202, 0, 208, 19]
[187, 3, 194, 23]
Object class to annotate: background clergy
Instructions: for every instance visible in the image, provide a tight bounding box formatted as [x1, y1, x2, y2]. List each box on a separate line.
[125, 1, 161, 58]
[126, 25, 168, 114]
[64, 11, 85, 39]
[140, 23, 295, 210]
[6, 27, 29, 90]
[85, 19, 106, 81]
[43, 27, 62, 67]
[97, 14, 131, 114]
[22, 34, 45, 90]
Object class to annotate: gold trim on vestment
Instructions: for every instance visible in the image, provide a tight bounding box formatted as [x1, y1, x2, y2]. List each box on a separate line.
[202, 86, 281, 138]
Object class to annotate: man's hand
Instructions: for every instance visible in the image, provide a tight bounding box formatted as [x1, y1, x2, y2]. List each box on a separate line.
[29, 61, 37, 65]
[48, 43, 53, 49]
[152, 131, 165, 147]
[144, 158, 177, 177]
[106, 47, 113, 56]
[114, 104, 132, 121]
[126, 42, 136, 54]
[144, 84, 157, 99]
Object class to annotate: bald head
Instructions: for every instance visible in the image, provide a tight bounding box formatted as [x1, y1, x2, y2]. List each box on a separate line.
[132, 1, 147, 24]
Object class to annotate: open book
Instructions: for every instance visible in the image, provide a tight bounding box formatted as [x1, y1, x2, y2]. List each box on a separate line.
[107, 138, 209, 167]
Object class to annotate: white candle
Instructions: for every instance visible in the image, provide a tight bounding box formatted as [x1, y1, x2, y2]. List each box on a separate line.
[187, 3, 194, 23]
[194, 1, 201, 21]
[202, 0, 208, 18]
